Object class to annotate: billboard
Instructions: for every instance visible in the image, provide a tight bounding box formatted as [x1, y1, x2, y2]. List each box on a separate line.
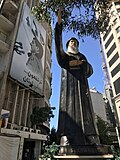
[10, 3, 46, 95]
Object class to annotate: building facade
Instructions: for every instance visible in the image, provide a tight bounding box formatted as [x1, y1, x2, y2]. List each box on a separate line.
[90, 88, 119, 145]
[90, 88, 108, 122]
[0, 0, 52, 160]
[100, 1, 120, 126]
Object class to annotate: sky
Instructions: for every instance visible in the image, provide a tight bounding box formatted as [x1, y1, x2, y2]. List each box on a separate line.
[49, 28, 105, 130]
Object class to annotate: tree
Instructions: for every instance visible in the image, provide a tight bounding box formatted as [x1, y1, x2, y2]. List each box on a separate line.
[40, 128, 59, 160]
[96, 115, 113, 145]
[113, 147, 120, 160]
[39, 142, 58, 160]
[32, 0, 115, 39]
[30, 106, 55, 127]
[46, 127, 58, 146]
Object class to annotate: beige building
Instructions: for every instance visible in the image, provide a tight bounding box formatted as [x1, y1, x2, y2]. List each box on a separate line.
[0, 0, 52, 160]
[100, 1, 120, 126]
[90, 88, 108, 122]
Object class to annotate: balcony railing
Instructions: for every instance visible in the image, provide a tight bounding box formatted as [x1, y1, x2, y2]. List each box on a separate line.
[11, 0, 19, 6]
[0, 31, 11, 45]
[1, 9, 16, 24]
[4, 0, 20, 14]
[0, 31, 10, 53]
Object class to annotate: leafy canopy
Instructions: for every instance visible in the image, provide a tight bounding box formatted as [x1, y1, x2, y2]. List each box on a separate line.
[32, 0, 113, 39]
[39, 142, 58, 159]
[96, 115, 114, 145]
[30, 106, 55, 127]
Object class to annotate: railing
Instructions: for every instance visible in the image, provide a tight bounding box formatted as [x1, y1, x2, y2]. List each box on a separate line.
[6, 123, 41, 134]
[6, 0, 20, 7]
[11, 0, 20, 6]
[0, 31, 11, 45]
[1, 9, 16, 24]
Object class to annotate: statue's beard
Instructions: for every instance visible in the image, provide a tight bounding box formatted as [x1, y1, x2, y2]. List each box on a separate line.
[67, 46, 79, 55]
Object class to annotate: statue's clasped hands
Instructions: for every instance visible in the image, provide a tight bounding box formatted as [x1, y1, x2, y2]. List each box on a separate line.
[69, 60, 86, 67]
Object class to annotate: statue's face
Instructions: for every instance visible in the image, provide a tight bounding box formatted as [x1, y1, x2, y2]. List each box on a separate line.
[68, 39, 78, 48]
[67, 39, 79, 54]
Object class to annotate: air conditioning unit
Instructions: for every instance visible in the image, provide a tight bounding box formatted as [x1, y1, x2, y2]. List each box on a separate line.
[23, 127, 29, 132]
[36, 129, 41, 134]
[29, 128, 34, 133]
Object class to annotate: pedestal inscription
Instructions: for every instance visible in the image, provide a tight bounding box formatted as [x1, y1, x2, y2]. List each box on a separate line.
[58, 145, 112, 156]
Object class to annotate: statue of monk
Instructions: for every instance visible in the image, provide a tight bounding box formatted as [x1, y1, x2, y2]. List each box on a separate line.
[55, 9, 100, 146]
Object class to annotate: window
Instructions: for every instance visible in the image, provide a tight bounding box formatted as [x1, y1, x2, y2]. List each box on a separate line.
[105, 34, 114, 49]
[119, 37, 120, 42]
[115, 2, 120, 5]
[111, 64, 120, 77]
[106, 43, 116, 57]
[114, 77, 120, 95]
[116, 27, 120, 33]
[111, 10, 116, 16]
[117, 8, 120, 13]
[113, 18, 117, 25]
[103, 26, 111, 41]
[109, 52, 119, 67]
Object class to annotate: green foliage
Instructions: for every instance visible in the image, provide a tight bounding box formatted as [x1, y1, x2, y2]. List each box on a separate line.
[113, 147, 120, 160]
[46, 127, 58, 146]
[38, 128, 58, 159]
[39, 142, 58, 160]
[96, 115, 113, 145]
[107, 146, 120, 160]
[30, 106, 55, 127]
[32, 0, 113, 39]
[32, 1, 51, 25]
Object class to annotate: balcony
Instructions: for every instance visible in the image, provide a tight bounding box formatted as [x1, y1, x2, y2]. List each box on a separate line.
[46, 63, 51, 78]
[0, 31, 10, 53]
[4, 0, 19, 14]
[0, 71, 4, 79]
[117, 32, 120, 41]
[45, 78, 51, 90]
[45, 79, 52, 99]
[0, 10, 15, 32]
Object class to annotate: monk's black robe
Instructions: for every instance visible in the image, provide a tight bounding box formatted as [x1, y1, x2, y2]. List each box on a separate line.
[55, 22, 99, 145]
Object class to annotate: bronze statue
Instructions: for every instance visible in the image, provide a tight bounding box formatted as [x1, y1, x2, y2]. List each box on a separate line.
[55, 9, 100, 146]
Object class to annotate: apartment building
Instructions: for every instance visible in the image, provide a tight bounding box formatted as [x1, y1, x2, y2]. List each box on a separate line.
[100, 1, 120, 126]
[0, 0, 52, 160]
[90, 88, 108, 122]
[90, 88, 119, 145]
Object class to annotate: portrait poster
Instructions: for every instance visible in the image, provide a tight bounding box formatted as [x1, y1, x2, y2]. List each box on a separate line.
[9, 3, 46, 95]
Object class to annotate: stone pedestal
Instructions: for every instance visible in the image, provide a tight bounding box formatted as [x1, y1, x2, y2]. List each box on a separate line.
[54, 155, 113, 160]
[54, 145, 113, 160]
